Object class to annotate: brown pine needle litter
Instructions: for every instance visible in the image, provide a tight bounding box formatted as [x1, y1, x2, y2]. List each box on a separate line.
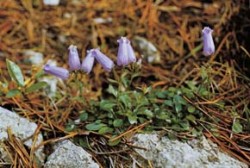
[0, 0, 250, 167]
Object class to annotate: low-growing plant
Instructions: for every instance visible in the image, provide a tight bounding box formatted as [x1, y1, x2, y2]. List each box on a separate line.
[0, 59, 47, 98]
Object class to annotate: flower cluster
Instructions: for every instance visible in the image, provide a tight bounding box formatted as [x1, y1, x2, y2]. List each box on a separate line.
[44, 37, 136, 80]
[44, 27, 215, 80]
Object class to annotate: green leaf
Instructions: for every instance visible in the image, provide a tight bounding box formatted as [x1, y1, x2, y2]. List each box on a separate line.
[216, 101, 225, 109]
[142, 86, 152, 94]
[35, 70, 44, 78]
[199, 87, 209, 97]
[186, 115, 197, 124]
[107, 85, 118, 97]
[187, 106, 196, 113]
[6, 59, 24, 87]
[100, 100, 116, 112]
[26, 81, 47, 93]
[155, 90, 168, 99]
[232, 119, 243, 133]
[80, 113, 88, 121]
[186, 81, 197, 91]
[173, 95, 186, 113]
[6, 89, 21, 98]
[156, 113, 169, 120]
[180, 121, 190, 131]
[134, 92, 149, 106]
[191, 129, 202, 137]
[164, 100, 173, 107]
[65, 123, 75, 132]
[175, 103, 182, 113]
[142, 109, 154, 118]
[108, 138, 121, 146]
[168, 87, 177, 92]
[171, 124, 182, 131]
[200, 66, 208, 80]
[173, 95, 187, 105]
[98, 127, 113, 134]
[128, 114, 137, 124]
[181, 87, 195, 98]
[113, 119, 124, 127]
[119, 94, 131, 108]
[121, 73, 129, 88]
[85, 123, 106, 131]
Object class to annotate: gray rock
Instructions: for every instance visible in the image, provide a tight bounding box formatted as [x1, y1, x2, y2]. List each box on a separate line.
[133, 36, 161, 63]
[24, 50, 44, 65]
[43, 0, 60, 6]
[0, 107, 44, 164]
[45, 140, 99, 168]
[133, 133, 247, 168]
[41, 60, 60, 98]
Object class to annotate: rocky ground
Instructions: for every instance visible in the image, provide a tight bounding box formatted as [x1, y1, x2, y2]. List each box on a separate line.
[0, 107, 247, 167]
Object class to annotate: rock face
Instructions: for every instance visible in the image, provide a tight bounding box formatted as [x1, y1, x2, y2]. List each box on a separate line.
[0, 107, 44, 164]
[44, 140, 99, 168]
[133, 133, 248, 168]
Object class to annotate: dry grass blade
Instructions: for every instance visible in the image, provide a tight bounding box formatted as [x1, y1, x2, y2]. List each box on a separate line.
[5, 128, 34, 168]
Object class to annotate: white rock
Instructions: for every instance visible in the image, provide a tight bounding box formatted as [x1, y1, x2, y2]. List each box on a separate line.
[45, 140, 99, 168]
[43, 0, 60, 6]
[46, 59, 57, 67]
[0, 107, 44, 164]
[24, 50, 44, 65]
[133, 133, 248, 168]
[133, 36, 161, 63]
[41, 59, 59, 97]
[93, 17, 112, 24]
[41, 77, 58, 97]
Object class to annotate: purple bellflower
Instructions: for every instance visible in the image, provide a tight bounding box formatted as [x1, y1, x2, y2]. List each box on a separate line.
[81, 49, 95, 74]
[117, 37, 136, 66]
[43, 64, 69, 80]
[202, 27, 215, 56]
[127, 39, 136, 63]
[68, 45, 81, 70]
[92, 48, 114, 72]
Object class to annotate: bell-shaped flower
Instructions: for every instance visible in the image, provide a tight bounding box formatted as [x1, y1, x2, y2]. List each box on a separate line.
[68, 45, 81, 70]
[43, 64, 69, 80]
[127, 40, 136, 63]
[81, 49, 95, 74]
[117, 37, 129, 66]
[202, 27, 215, 56]
[117, 37, 136, 66]
[92, 48, 114, 72]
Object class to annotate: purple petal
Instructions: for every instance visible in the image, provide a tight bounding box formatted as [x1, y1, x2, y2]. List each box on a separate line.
[81, 49, 95, 74]
[202, 27, 215, 56]
[117, 37, 129, 66]
[68, 45, 81, 70]
[127, 40, 136, 63]
[43, 64, 69, 80]
[92, 49, 114, 72]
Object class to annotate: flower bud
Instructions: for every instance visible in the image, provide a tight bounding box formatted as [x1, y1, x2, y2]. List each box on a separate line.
[43, 64, 69, 80]
[68, 45, 81, 70]
[81, 49, 95, 74]
[202, 27, 215, 56]
[92, 49, 114, 72]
